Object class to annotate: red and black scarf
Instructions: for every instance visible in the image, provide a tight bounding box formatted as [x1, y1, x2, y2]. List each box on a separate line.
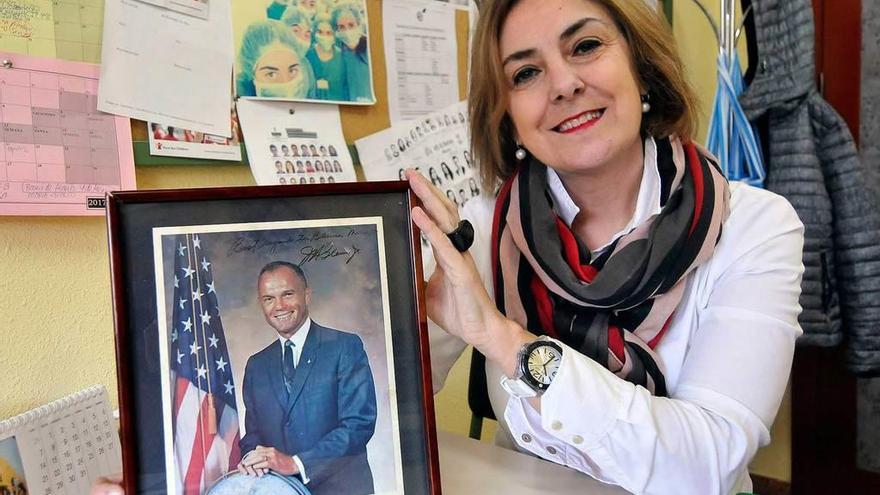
[491, 137, 729, 395]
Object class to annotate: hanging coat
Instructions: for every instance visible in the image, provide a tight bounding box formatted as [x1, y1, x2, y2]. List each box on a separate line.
[739, 0, 880, 375]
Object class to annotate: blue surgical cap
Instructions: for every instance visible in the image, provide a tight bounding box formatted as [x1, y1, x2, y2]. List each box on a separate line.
[330, 2, 363, 28]
[280, 5, 309, 30]
[238, 20, 306, 74]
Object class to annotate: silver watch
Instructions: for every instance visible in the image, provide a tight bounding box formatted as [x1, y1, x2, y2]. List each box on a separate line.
[500, 336, 564, 398]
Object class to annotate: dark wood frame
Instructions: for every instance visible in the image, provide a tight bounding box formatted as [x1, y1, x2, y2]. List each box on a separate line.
[106, 182, 441, 494]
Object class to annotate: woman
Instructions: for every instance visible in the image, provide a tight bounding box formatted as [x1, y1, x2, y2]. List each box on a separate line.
[92, 2, 802, 494]
[281, 6, 314, 59]
[307, 16, 349, 101]
[406, 1, 803, 494]
[332, 3, 372, 102]
[236, 20, 315, 99]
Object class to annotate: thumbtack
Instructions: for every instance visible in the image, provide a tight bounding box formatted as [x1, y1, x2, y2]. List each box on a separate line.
[1, 59, 13, 69]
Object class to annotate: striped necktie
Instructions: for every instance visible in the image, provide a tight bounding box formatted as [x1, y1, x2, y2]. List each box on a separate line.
[283, 340, 296, 394]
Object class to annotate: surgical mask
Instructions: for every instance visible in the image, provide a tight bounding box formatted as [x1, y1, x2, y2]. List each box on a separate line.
[255, 78, 306, 98]
[316, 34, 334, 51]
[293, 35, 311, 55]
[337, 27, 361, 48]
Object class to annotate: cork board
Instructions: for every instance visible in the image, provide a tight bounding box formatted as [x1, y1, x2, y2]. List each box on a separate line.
[131, 0, 472, 167]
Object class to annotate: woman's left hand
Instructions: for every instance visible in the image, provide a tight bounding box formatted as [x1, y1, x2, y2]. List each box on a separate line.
[91, 473, 124, 494]
[405, 169, 532, 375]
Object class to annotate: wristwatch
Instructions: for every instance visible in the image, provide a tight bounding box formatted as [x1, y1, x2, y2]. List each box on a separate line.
[500, 336, 564, 398]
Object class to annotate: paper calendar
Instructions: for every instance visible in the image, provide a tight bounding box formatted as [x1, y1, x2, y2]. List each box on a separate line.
[0, 385, 122, 495]
[0, 0, 105, 64]
[0, 51, 136, 216]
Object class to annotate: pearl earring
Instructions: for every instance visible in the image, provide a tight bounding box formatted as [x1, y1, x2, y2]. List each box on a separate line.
[640, 93, 651, 113]
[515, 142, 527, 161]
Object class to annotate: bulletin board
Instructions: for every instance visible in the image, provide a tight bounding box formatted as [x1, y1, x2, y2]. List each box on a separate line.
[129, 0, 473, 170]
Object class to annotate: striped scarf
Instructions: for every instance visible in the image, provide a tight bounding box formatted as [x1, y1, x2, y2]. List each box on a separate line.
[491, 137, 729, 395]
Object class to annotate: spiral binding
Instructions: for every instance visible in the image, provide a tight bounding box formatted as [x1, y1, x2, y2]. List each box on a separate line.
[0, 385, 106, 436]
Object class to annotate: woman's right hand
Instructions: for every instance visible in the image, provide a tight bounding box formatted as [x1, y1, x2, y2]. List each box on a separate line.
[405, 169, 532, 376]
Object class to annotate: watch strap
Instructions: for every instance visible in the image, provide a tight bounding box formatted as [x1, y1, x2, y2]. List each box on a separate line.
[500, 375, 538, 398]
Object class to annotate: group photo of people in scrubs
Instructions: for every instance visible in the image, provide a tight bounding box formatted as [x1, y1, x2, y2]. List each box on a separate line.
[235, 0, 375, 104]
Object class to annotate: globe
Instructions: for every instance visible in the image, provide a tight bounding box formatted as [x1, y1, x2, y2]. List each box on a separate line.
[206, 471, 312, 495]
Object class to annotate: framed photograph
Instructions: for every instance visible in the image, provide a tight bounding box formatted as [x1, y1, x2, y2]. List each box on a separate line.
[107, 183, 439, 495]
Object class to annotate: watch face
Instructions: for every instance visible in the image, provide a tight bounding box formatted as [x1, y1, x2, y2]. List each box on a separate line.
[526, 344, 563, 386]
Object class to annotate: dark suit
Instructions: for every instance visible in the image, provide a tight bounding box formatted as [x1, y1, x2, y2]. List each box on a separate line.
[240, 323, 377, 495]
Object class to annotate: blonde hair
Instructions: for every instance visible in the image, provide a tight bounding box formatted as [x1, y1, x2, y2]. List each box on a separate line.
[469, 0, 699, 190]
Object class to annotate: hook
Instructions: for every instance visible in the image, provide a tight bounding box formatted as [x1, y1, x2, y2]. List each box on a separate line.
[734, 4, 753, 45]
[688, 0, 719, 44]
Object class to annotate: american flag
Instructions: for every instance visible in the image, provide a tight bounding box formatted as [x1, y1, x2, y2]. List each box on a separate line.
[169, 233, 241, 494]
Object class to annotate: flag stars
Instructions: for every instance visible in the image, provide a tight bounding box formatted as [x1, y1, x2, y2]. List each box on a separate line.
[171, 328, 178, 342]
[178, 243, 187, 256]
[182, 265, 195, 279]
[207, 281, 216, 294]
[192, 236, 201, 249]
[174, 275, 179, 288]
[200, 310, 212, 326]
[176, 350, 184, 364]
[192, 288, 203, 302]
[201, 257, 211, 272]
[196, 365, 207, 379]
[189, 341, 202, 355]
[216, 356, 227, 372]
[208, 334, 219, 348]
[179, 298, 187, 309]
[224, 380, 234, 395]
[182, 317, 192, 333]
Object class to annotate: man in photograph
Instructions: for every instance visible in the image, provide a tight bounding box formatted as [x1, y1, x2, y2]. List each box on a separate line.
[238, 261, 377, 495]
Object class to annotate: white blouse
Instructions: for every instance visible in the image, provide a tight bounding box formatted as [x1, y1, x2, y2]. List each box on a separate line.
[426, 142, 805, 495]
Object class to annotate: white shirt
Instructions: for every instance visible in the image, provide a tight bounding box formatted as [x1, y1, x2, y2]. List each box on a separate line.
[276, 317, 312, 483]
[278, 317, 312, 368]
[426, 141, 805, 495]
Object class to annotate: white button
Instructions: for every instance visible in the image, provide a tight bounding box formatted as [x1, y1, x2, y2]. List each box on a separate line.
[551, 420, 563, 430]
[521, 433, 532, 443]
[572, 435, 584, 445]
[546, 446, 558, 455]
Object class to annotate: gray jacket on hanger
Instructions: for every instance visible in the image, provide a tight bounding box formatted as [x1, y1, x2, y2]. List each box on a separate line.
[739, 0, 880, 375]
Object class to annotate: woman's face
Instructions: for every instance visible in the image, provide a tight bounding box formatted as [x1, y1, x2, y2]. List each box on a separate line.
[336, 13, 360, 48]
[500, 0, 643, 175]
[290, 22, 311, 44]
[254, 43, 302, 84]
[316, 21, 335, 47]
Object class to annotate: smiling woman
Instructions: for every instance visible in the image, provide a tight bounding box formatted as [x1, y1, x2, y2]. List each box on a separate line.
[412, 0, 805, 494]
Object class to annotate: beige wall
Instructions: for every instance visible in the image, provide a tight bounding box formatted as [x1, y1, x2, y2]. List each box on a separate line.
[0, 0, 791, 484]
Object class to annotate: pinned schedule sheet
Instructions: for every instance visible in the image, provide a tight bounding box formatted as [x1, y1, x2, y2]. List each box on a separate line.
[0, 52, 135, 216]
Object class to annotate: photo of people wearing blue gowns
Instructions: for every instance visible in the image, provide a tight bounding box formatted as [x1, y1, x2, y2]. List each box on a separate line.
[235, 0, 376, 105]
